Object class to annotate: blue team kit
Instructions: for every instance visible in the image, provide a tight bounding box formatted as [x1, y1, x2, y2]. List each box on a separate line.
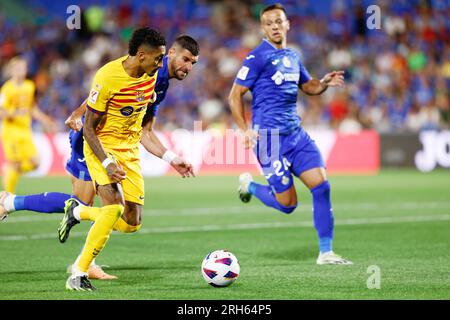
[235, 39, 325, 192]
[65, 56, 170, 181]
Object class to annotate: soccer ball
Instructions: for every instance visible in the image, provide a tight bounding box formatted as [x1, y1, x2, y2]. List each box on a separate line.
[201, 250, 240, 287]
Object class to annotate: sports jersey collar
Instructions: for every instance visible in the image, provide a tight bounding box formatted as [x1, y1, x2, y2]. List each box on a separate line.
[263, 38, 280, 50]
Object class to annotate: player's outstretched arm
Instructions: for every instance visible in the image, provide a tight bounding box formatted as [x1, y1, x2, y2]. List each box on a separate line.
[228, 83, 258, 149]
[300, 70, 345, 96]
[65, 99, 87, 131]
[83, 108, 126, 183]
[32, 105, 58, 132]
[140, 115, 194, 178]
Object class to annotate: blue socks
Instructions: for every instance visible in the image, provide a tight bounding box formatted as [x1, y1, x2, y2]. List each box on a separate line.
[249, 180, 335, 253]
[248, 182, 297, 214]
[311, 181, 334, 253]
[13, 192, 72, 213]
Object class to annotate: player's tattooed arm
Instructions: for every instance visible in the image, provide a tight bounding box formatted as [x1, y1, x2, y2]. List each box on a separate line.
[300, 71, 345, 95]
[83, 108, 126, 182]
[228, 83, 258, 149]
[65, 99, 87, 131]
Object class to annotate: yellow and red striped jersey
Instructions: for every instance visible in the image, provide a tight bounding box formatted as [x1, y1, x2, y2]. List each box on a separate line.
[86, 55, 158, 149]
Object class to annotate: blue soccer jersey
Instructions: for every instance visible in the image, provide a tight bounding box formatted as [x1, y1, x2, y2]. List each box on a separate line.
[65, 56, 171, 181]
[149, 55, 170, 117]
[65, 115, 91, 181]
[235, 39, 325, 193]
[234, 39, 312, 134]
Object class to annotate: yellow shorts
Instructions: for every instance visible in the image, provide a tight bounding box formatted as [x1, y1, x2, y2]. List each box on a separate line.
[1, 130, 38, 163]
[84, 143, 145, 205]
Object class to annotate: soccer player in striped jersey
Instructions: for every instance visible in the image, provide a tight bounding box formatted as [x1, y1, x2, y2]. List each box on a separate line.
[57, 27, 166, 290]
[0, 34, 199, 284]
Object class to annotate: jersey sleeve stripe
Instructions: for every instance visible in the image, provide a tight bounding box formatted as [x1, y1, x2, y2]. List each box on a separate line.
[119, 79, 155, 92]
[110, 97, 152, 104]
[86, 104, 106, 115]
[110, 85, 155, 103]
[113, 87, 154, 97]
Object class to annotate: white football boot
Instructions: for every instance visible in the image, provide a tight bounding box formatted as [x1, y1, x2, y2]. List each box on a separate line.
[316, 251, 353, 265]
[238, 172, 253, 203]
[65, 274, 96, 291]
[0, 191, 13, 221]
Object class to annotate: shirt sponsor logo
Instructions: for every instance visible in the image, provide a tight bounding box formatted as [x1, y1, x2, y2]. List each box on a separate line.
[246, 55, 255, 60]
[271, 71, 300, 85]
[120, 106, 134, 116]
[135, 106, 147, 113]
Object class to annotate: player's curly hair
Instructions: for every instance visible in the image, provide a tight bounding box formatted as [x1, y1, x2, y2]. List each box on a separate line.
[128, 27, 166, 56]
[174, 35, 200, 56]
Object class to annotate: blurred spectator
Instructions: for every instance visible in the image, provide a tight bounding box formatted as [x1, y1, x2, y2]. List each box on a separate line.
[0, 0, 448, 134]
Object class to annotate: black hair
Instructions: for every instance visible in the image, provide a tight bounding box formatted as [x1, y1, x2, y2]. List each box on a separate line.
[260, 3, 288, 19]
[174, 35, 200, 56]
[128, 27, 166, 56]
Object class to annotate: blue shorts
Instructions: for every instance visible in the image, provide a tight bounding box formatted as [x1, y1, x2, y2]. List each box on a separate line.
[65, 128, 91, 181]
[255, 126, 325, 193]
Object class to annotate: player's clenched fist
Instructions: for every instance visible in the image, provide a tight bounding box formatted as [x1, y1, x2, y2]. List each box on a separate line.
[65, 114, 83, 132]
[106, 163, 126, 183]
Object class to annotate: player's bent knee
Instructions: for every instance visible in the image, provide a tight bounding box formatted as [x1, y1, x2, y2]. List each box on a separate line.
[113, 217, 141, 233]
[310, 180, 330, 196]
[122, 201, 143, 226]
[278, 202, 297, 214]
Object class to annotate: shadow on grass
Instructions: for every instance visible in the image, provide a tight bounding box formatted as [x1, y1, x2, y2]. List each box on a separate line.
[260, 246, 317, 262]
[110, 264, 197, 272]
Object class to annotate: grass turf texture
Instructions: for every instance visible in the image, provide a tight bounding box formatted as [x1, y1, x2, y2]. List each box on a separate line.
[0, 169, 449, 299]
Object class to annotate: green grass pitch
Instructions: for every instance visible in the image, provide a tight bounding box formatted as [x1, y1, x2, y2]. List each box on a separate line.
[0, 169, 449, 299]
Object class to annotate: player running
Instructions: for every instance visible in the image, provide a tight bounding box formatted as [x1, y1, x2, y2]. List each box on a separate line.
[0, 57, 56, 194]
[0, 35, 200, 282]
[228, 4, 352, 265]
[58, 27, 168, 291]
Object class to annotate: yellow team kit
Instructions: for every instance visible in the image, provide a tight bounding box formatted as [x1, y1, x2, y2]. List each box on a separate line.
[0, 79, 38, 163]
[84, 55, 157, 205]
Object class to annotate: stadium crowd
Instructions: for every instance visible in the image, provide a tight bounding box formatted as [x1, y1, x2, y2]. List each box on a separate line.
[0, 0, 448, 133]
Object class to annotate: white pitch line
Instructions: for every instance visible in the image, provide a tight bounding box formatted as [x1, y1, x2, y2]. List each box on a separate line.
[0, 214, 449, 241]
[2, 201, 450, 223]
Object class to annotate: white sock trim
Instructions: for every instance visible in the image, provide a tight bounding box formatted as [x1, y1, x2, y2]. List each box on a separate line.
[3, 194, 16, 212]
[73, 206, 81, 221]
[71, 264, 88, 277]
